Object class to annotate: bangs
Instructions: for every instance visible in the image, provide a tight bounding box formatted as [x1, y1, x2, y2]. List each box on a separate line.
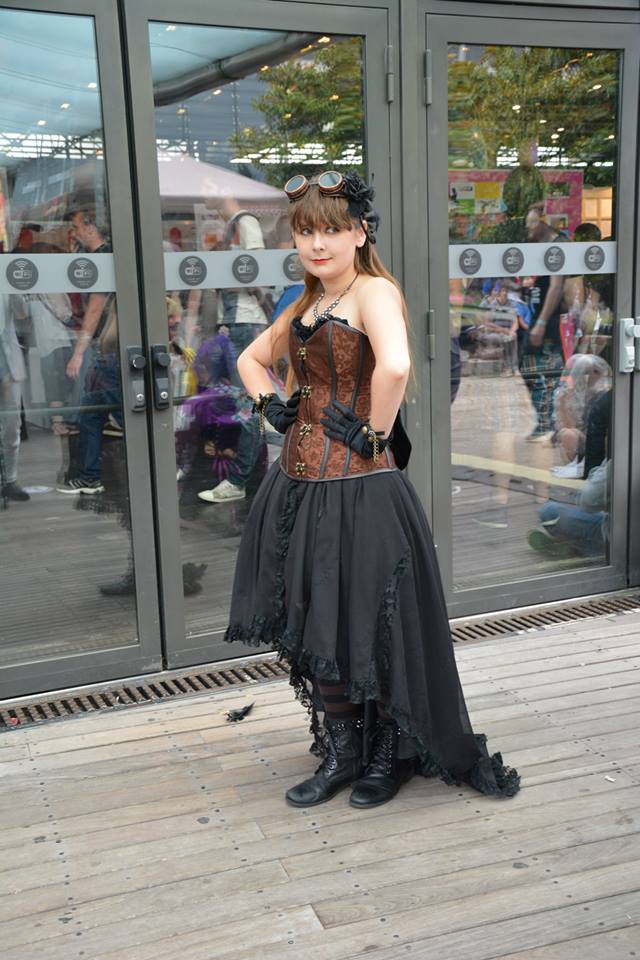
[289, 186, 355, 233]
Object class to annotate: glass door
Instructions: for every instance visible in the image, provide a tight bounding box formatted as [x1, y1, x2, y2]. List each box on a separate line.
[425, 13, 640, 615]
[123, 0, 392, 667]
[0, 0, 163, 697]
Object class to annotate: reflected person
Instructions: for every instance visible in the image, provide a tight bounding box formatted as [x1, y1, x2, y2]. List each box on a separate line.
[520, 202, 565, 442]
[0, 294, 29, 501]
[219, 195, 270, 355]
[57, 202, 116, 494]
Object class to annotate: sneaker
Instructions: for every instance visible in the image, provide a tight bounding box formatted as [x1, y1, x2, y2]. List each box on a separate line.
[103, 415, 123, 438]
[56, 478, 105, 495]
[198, 479, 246, 503]
[551, 458, 585, 479]
[1, 482, 30, 502]
[527, 528, 577, 558]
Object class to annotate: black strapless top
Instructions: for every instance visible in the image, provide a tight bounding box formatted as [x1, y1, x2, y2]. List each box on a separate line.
[291, 314, 350, 343]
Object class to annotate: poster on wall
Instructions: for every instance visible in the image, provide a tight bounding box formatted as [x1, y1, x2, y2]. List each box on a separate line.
[448, 169, 583, 240]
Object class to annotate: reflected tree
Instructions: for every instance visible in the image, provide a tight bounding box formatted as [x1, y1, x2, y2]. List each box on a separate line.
[230, 37, 365, 185]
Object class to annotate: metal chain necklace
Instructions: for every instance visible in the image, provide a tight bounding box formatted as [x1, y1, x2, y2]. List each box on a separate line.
[312, 273, 358, 322]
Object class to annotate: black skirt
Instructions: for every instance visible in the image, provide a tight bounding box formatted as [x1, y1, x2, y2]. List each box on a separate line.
[225, 461, 520, 798]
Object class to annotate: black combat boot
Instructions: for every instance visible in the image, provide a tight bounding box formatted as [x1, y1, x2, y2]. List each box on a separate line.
[286, 716, 364, 807]
[349, 719, 415, 809]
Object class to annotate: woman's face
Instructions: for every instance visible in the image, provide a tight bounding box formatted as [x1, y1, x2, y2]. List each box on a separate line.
[293, 221, 365, 280]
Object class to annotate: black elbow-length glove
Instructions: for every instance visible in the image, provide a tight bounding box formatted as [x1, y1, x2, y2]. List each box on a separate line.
[320, 399, 388, 460]
[253, 390, 300, 434]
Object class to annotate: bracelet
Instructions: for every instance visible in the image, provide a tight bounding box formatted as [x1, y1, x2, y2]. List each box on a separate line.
[252, 392, 277, 433]
[361, 423, 387, 462]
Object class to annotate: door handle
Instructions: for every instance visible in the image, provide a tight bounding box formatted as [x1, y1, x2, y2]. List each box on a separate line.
[151, 344, 171, 410]
[617, 318, 640, 373]
[126, 346, 147, 411]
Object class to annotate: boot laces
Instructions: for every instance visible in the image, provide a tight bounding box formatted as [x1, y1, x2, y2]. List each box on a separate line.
[316, 718, 362, 774]
[366, 723, 396, 776]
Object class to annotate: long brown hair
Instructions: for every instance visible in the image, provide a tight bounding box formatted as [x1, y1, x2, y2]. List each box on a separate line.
[270, 186, 412, 392]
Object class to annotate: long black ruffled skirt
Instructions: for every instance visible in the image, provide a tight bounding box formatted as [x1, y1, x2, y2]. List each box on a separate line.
[225, 461, 520, 797]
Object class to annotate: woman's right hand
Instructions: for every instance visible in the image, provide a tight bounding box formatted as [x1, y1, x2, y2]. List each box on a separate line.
[264, 390, 300, 434]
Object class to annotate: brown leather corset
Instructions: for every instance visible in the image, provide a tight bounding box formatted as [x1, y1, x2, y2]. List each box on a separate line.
[281, 317, 396, 481]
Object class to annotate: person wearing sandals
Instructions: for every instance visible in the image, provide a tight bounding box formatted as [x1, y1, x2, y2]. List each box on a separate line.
[224, 171, 520, 807]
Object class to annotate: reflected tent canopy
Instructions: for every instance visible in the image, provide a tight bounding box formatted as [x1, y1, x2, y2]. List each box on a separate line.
[157, 153, 284, 212]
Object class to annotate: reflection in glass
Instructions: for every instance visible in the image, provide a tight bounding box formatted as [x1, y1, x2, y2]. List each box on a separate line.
[0, 10, 137, 665]
[447, 45, 617, 590]
[149, 24, 365, 636]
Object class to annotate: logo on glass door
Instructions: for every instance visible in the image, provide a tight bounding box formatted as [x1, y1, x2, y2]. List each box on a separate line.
[68, 257, 98, 289]
[232, 254, 259, 284]
[6, 258, 38, 290]
[459, 248, 482, 276]
[502, 248, 524, 273]
[584, 245, 605, 271]
[179, 256, 207, 286]
[544, 246, 566, 272]
[283, 252, 304, 282]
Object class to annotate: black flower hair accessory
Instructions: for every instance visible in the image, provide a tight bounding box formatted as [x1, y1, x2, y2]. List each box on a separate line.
[342, 172, 380, 243]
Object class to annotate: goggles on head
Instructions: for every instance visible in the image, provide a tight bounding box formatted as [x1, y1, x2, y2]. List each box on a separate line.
[284, 170, 346, 201]
[284, 170, 379, 243]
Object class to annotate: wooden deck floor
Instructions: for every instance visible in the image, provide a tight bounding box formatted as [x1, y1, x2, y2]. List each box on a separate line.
[1, 611, 639, 959]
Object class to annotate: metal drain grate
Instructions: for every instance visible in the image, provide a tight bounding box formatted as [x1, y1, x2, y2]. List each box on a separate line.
[450, 592, 640, 643]
[0, 658, 289, 732]
[2, 591, 639, 731]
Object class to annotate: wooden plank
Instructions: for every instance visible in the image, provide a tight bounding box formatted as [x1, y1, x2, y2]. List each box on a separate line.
[0, 729, 208, 777]
[460, 645, 640, 682]
[118, 877, 640, 960]
[0, 857, 287, 926]
[14, 683, 295, 749]
[281, 787, 639, 881]
[0, 791, 236, 853]
[0, 798, 635, 945]
[313, 832, 640, 928]
[0, 819, 265, 894]
[461, 657, 639, 697]
[455, 620, 640, 661]
[2, 903, 323, 960]
[469, 683, 640, 723]
[493, 927, 640, 960]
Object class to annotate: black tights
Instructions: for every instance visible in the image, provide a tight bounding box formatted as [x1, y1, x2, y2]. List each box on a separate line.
[317, 681, 391, 723]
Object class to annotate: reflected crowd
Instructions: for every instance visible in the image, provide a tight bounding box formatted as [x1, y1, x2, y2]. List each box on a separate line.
[449, 203, 613, 573]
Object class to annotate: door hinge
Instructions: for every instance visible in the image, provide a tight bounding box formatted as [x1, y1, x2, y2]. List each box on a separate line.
[385, 45, 395, 103]
[423, 49, 432, 106]
[426, 308, 436, 359]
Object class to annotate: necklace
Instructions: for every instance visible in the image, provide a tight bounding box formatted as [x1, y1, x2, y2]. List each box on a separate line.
[312, 273, 358, 322]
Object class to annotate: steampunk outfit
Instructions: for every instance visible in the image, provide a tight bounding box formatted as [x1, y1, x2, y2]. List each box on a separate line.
[225, 312, 520, 798]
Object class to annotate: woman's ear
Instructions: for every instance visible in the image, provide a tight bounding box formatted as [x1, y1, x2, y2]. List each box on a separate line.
[355, 221, 367, 248]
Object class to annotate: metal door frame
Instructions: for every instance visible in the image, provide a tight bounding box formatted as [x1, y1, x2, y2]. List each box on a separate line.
[0, 0, 163, 698]
[121, 0, 398, 668]
[418, 6, 640, 616]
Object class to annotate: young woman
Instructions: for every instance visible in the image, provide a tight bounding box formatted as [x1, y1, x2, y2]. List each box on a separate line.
[225, 171, 520, 807]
